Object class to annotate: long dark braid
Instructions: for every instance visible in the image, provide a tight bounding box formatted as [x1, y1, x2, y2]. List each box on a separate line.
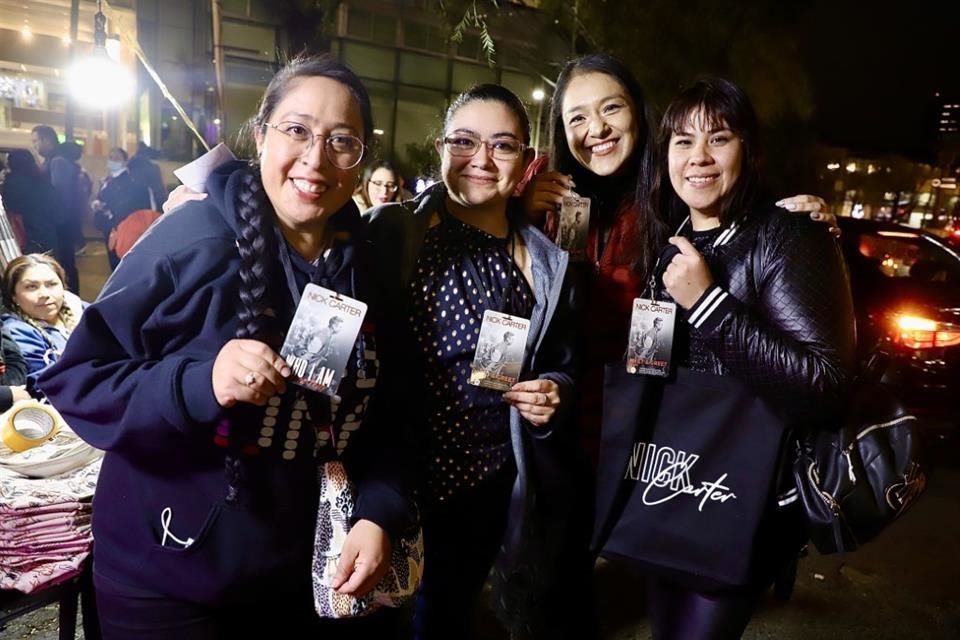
[221, 166, 279, 504]
[234, 168, 276, 342]
[219, 53, 374, 504]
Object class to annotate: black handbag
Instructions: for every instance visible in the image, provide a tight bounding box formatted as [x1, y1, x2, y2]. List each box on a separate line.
[599, 365, 789, 591]
[792, 351, 926, 554]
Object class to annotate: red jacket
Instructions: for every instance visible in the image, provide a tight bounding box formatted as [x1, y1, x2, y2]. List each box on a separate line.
[520, 157, 645, 462]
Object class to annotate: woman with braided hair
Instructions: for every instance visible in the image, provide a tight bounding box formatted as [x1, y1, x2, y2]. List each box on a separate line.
[2, 253, 85, 378]
[38, 55, 416, 638]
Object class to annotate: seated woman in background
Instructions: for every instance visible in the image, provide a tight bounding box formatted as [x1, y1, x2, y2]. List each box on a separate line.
[353, 160, 404, 213]
[2, 254, 84, 377]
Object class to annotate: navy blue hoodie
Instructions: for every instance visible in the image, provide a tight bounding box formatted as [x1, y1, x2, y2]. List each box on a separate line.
[38, 162, 415, 605]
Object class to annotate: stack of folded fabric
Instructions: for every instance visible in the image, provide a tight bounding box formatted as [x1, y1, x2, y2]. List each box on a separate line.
[0, 419, 102, 594]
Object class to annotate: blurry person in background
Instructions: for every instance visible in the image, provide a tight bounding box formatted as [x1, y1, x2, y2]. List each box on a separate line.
[31, 125, 82, 292]
[127, 141, 167, 209]
[1, 149, 60, 253]
[92, 147, 153, 269]
[0, 326, 29, 408]
[59, 141, 93, 253]
[1, 253, 85, 378]
[353, 160, 404, 213]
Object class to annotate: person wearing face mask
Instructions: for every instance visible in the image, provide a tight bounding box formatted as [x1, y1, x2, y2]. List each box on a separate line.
[92, 147, 152, 269]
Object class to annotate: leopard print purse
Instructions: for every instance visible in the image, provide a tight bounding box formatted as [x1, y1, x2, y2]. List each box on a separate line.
[312, 460, 424, 618]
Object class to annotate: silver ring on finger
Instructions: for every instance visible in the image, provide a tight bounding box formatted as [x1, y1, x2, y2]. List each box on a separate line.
[244, 371, 257, 386]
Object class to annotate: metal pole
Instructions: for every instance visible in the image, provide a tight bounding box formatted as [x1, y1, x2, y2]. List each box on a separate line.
[65, 0, 81, 141]
[211, 0, 225, 138]
[534, 98, 544, 157]
[570, 0, 578, 57]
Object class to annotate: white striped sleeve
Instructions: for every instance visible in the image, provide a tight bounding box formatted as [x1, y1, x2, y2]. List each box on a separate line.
[687, 284, 738, 332]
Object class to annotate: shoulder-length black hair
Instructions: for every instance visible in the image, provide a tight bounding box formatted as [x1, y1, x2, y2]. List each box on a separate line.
[651, 76, 765, 227]
[5, 149, 41, 176]
[548, 54, 655, 207]
[548, 54, 664, 277]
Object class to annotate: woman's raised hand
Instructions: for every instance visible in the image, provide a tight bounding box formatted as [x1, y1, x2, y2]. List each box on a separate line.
[162, 185, 208, 214]
[522, 171, 576, 224]
[777, 195, 839, 234]
[662, 236, 715, 310]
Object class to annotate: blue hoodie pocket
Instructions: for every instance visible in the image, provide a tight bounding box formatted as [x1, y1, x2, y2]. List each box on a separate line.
[143, 499, 312, 605]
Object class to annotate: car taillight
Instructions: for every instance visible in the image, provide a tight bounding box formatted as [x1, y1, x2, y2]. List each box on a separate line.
[892, 314, 960, 348]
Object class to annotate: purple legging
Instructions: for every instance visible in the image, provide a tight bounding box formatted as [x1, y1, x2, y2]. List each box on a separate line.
[645, 574, 759, 640]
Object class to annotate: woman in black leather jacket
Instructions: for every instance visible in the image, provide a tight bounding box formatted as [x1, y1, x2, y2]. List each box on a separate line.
[594, 77, 856, 639]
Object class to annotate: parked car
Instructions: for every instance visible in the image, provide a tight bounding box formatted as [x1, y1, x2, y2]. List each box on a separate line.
[837, 217, 960, 418]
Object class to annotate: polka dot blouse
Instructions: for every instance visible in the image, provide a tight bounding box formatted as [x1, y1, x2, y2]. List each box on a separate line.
[409, 212, 533, 502]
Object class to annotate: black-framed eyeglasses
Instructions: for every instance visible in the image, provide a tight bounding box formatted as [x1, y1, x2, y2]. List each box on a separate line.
[263, 121, 365, 170]
[369, 180, 399, 193]
[441, 133, 527, 160]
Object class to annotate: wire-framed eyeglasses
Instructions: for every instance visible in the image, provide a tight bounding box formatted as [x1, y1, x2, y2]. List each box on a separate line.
[263, 121, 365, 170]
[369, 180, 399, 193]
[441, 133, 527, 160]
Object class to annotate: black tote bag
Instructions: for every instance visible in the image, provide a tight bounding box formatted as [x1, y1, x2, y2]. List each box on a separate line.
[599, 365, 789, 591]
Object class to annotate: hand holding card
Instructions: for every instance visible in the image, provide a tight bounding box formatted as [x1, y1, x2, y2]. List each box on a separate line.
[279, 284, 367, 396]
[469, 310, 529, 391]
[558, 196, 591, 260]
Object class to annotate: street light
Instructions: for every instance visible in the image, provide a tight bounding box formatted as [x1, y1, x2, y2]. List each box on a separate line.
[532, 88, 546, 157]
[67, 1, 133, 109]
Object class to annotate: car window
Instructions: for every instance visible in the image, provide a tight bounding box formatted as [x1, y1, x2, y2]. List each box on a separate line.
[854, 231, 960, 284]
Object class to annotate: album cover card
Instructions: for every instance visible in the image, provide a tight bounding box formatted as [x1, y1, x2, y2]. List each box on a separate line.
[626, 298, 676, 377]
[280, 284, 367, 396]
[558, 196, 591, 260]
[468, 310, 530, 391]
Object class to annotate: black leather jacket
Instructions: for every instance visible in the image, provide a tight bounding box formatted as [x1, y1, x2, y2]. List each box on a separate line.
[671, 205, 857, 428]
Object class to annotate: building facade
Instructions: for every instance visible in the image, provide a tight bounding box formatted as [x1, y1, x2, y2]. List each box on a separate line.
[0, 0, 139, 171]
[1, 0, 569, 181]
[326, 0, 569, 175]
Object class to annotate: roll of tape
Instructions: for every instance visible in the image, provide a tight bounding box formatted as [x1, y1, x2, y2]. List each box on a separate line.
[1, 402, 61, 453]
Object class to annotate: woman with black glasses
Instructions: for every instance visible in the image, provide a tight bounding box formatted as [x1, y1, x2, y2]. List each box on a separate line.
[366, 84, 581, 640]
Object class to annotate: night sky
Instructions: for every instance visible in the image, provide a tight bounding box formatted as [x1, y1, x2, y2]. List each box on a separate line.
[802, 0, 960, 159]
